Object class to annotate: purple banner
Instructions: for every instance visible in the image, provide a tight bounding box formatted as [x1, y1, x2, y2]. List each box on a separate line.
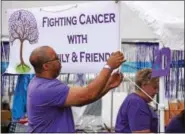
[152, 47, 171, 77]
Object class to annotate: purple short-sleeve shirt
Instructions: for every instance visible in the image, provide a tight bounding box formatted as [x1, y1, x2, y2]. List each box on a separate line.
[165, 116, 185, 133]
[27, 76, 75, 132]
[115, 93, 158, 133]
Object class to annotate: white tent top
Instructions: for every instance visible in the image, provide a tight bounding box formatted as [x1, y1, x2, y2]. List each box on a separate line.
[122, 1, 184, 50]
[2, 1, 184, 50]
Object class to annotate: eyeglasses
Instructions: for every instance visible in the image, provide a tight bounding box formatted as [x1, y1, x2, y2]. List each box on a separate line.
[43, 56, 60, 64]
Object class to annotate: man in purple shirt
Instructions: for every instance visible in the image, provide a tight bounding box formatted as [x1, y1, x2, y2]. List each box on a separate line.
[115, 68, 159, 133]
[27, 46, 125, 132]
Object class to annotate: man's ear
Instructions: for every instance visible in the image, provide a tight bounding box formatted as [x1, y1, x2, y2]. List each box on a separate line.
[42, 63, 49, 71]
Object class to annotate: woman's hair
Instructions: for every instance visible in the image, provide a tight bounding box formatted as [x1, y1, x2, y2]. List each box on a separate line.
[135, 68, 159, 90]
[177, 109, 185, 126]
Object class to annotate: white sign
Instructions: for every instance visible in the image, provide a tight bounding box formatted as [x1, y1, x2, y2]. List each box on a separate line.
[6, 1, 119, 74]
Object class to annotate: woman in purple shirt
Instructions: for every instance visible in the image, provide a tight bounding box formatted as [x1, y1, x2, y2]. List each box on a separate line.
[115, 68, 159, 133]
[165, 109, 185, 133]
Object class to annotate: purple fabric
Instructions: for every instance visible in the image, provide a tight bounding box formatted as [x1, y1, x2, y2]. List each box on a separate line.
[1, 41, 10, 62]
[115, 93, 158, 133]
[27, 76, 75, 133]
[165, 116, 185, 133]
[165, 50, 184, 100]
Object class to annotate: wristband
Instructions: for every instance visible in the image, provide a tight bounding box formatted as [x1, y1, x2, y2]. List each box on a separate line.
[103, 64, 113, 71]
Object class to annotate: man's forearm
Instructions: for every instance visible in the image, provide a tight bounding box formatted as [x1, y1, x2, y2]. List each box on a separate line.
[95, 80, 112, 100]
[86, 68, 112, 99]
[89, 78, 111, 101]
[80, 80, 111, 106]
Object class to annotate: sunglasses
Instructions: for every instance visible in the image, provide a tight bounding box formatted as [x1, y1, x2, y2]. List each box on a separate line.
[43, 56, 60, 64]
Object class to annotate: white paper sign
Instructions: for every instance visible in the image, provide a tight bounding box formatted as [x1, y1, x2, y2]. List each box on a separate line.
[6, 1, 119, 74]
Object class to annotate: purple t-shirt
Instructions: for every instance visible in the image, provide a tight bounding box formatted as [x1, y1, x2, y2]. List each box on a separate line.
[115, 93, 158, 133]
[165, 116, 185, 133]
[27, 76, 75, 133]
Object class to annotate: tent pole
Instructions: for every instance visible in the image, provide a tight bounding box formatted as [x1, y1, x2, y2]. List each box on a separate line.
[159, 42, 165, 133]
[159, 77, 165, 132]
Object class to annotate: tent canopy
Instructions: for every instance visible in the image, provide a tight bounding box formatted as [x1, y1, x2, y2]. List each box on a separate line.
[122, 1, 184, 50]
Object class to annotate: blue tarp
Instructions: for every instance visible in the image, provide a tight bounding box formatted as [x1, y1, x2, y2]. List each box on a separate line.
[121, 60, 184, 73]
[1, 62, 9, 74]
[121, 61, 152, 73]
[12, 74, 34, 121]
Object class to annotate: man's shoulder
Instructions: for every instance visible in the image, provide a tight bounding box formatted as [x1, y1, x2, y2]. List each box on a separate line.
[31, 77, 62, 85]
[28, 78, 69, 100]
[29, 77, 68, 91]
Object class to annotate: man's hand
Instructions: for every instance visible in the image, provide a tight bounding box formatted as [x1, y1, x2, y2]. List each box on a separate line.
[94, 71, 124, 100]
[107, 51, 125, 70]
[107, 71, 124, 89]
